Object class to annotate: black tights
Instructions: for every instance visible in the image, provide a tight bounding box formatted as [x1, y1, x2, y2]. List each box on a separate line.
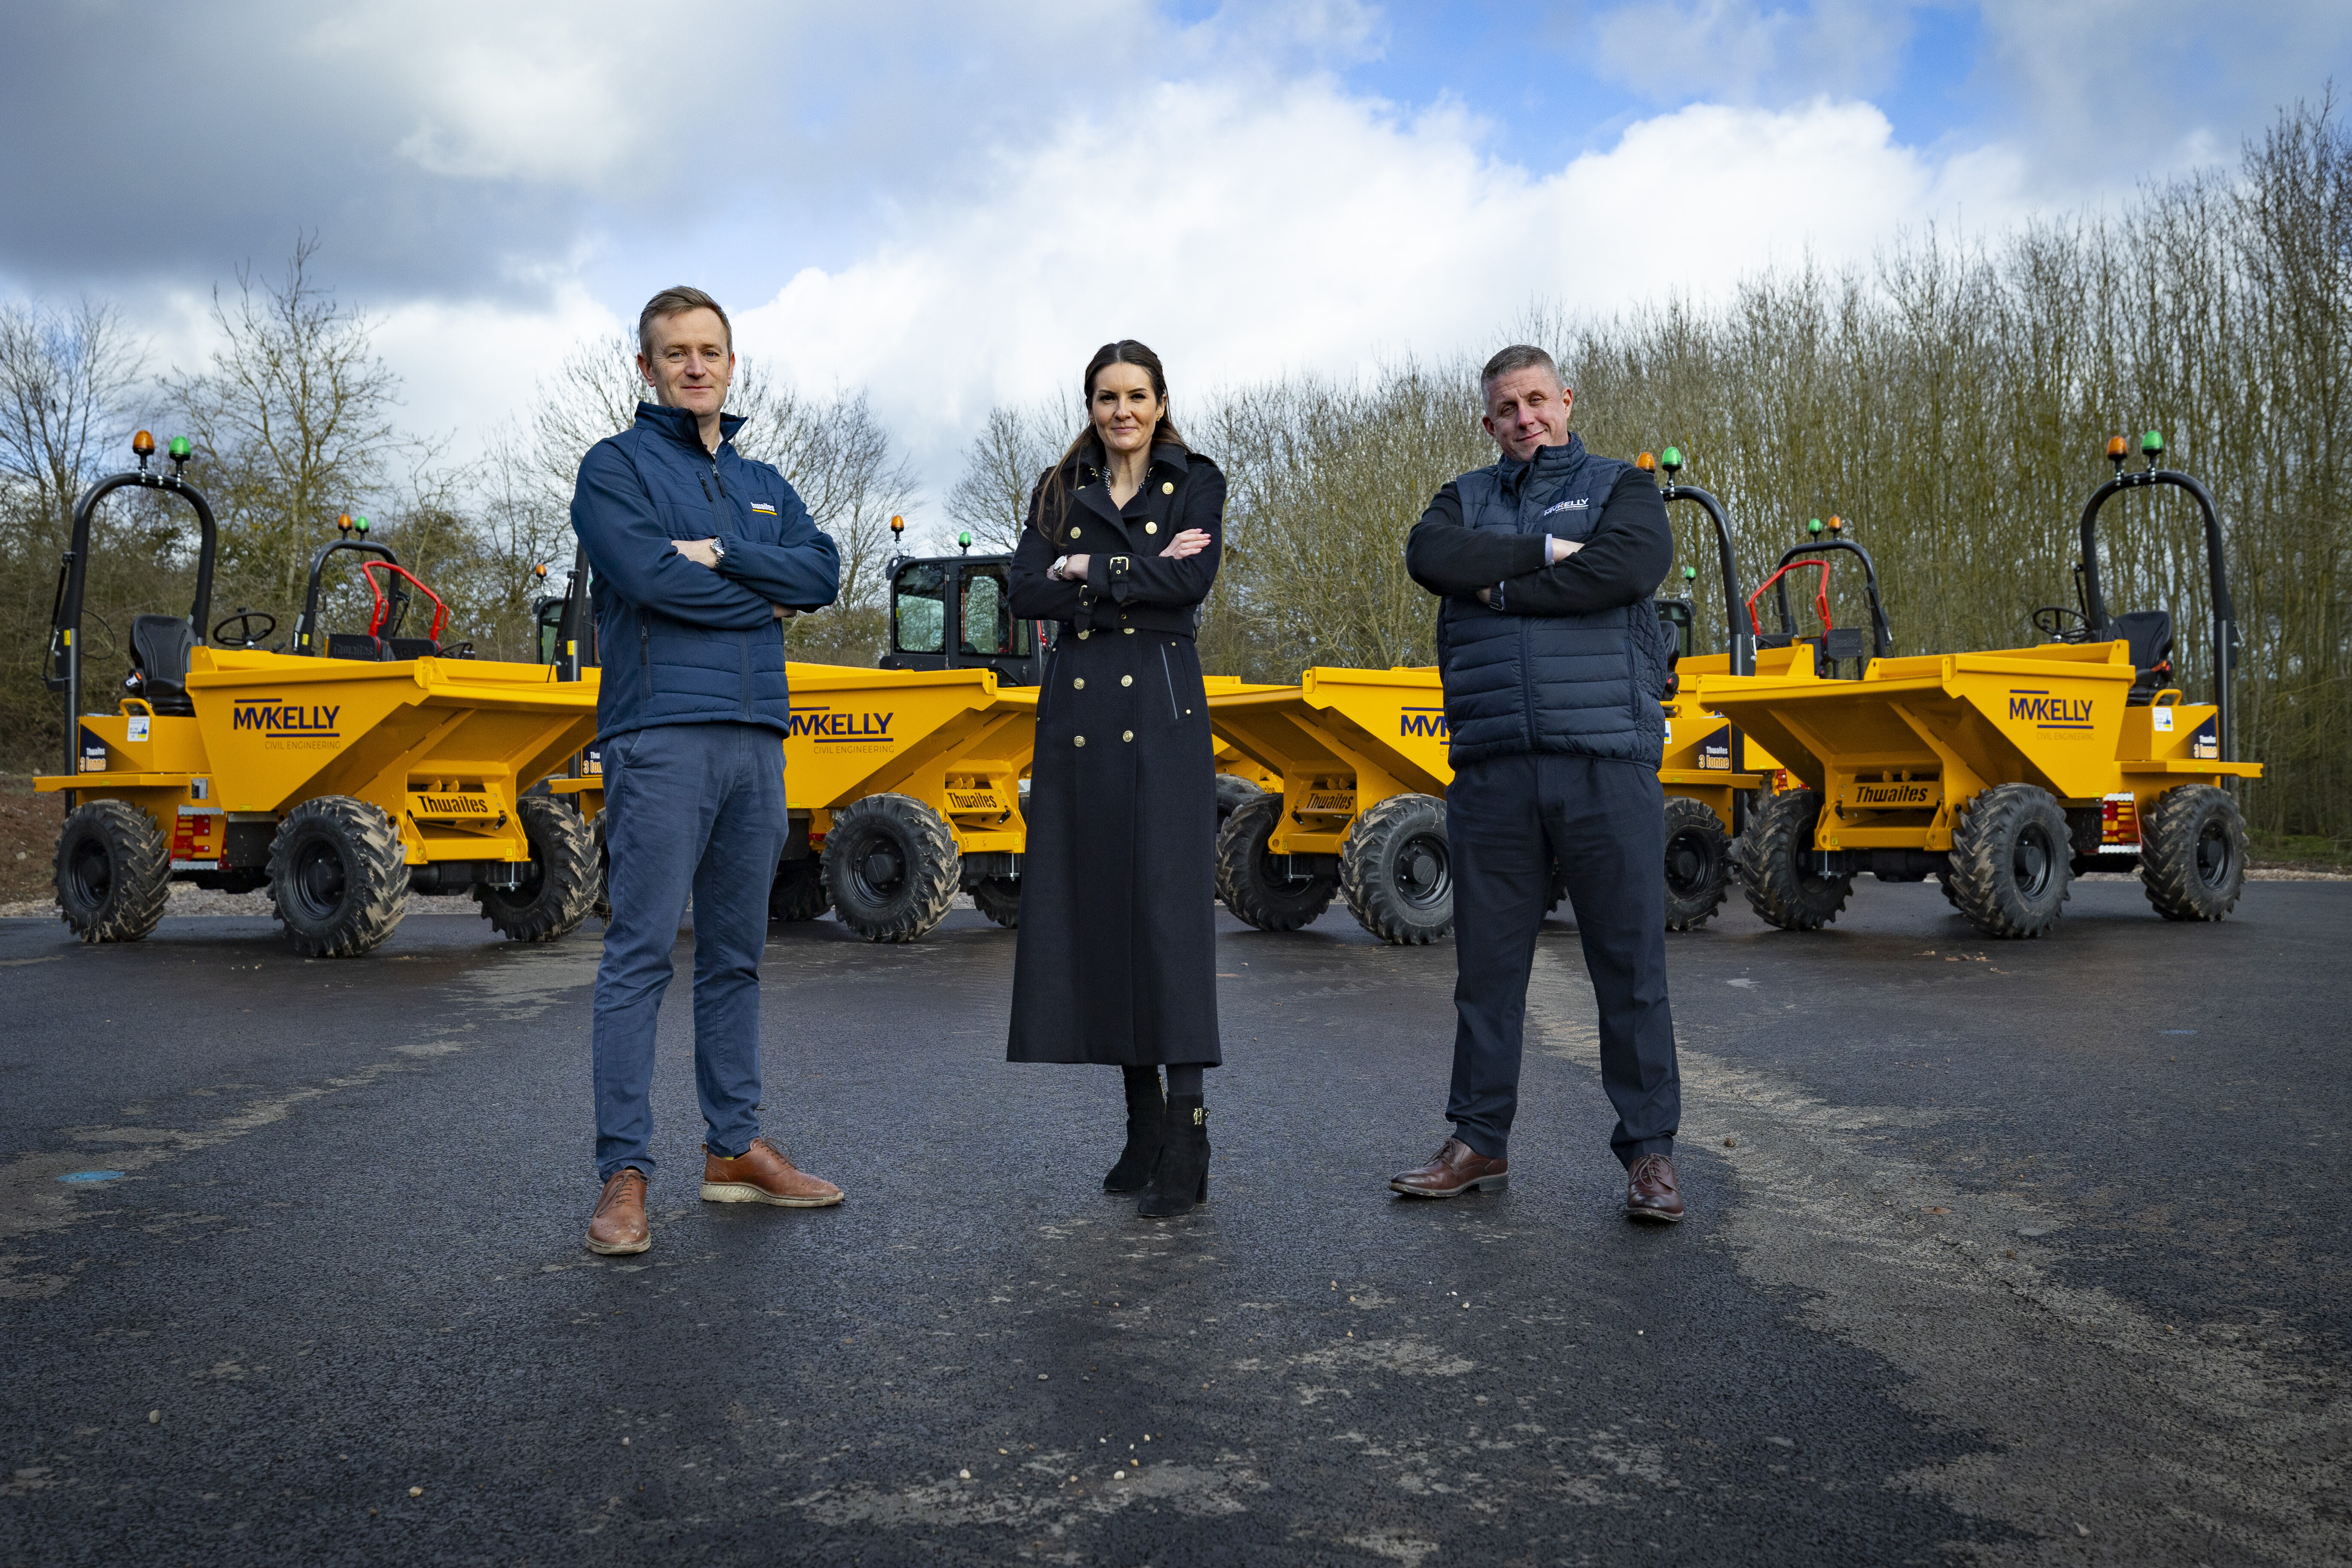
[1124, 1064, 1205, 1099]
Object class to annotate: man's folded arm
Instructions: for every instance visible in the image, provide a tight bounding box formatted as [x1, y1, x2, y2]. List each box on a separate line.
[1406, 481, 1549, 597]
[571, 444, 774, 628]
[1492, 470, 1673, 616]
[714, 489, 842, 610]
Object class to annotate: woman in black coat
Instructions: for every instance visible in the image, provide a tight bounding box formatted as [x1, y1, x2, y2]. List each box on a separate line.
[1006, 340, 1224, 1219]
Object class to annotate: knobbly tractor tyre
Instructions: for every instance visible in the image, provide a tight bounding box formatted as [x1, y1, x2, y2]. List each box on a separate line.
[474, 796, 598, 942]
[768, 859, 829, 923]
[1215, 791, 1338, 931]
[971, 876, 1022, 928]
[1214, 773, 1265, 827]
[1736, 787, 1853, 931]
[821, 792, 960, 942]
[1662, 795, 1733, 932]
[2138, 784, 2249, 923]
[1339, 792, 1453, 944]
[1944, 783, 2073, 939]
[54, 800, 171, 944]
[589, 811, 611, 922]
[267, 795, 409, 958]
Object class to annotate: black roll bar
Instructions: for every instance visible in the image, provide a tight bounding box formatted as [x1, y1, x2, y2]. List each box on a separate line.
[555, 544, 595, 682]
[293, 537, 399, 655]
[2077, 463, 2236, 762]
[1656, 478, 1753, 677]
[46, 456, 220, 779]
[1760, 536, 1896, 661]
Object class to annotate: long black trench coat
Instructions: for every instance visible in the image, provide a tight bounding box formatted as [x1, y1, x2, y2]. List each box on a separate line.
[1004, 440, 1225, 1067]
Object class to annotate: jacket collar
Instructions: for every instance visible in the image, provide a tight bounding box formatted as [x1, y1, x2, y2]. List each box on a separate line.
[1497, 432, 1585, 496]
[635, 400, 744, 455]
[1070, 437, 1188, 485]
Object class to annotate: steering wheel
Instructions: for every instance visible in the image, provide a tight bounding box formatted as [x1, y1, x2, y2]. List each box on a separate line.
[212, 609, 278, 648]
[2030, 605, 2088, 643]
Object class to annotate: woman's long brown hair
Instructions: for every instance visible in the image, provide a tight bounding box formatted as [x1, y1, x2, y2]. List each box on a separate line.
[1032, 340, 1188, 548]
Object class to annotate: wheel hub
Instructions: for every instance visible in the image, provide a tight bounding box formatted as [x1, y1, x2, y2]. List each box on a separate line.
[2195, 819, 2233, 887]
[1666, 832, 1713, 894]
[293, 839, 348, 919]
[2011, 825, 2054, 898]
[1394, 833, 1450, 909]
[68, 839, 113, 905]
[857, 842, 906, 897]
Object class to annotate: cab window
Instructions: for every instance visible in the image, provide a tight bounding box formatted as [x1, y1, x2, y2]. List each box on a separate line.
[894, 563, 946, 652]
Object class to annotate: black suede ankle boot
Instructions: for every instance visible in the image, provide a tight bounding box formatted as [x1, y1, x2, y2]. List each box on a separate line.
[1103, 1069, 1165, 1192]
[1138, 1094, 1208, 1219]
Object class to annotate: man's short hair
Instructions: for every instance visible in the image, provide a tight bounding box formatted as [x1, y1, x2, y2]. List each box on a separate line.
[1480, 343, 1560, 391]
[638, 286, 732, 360]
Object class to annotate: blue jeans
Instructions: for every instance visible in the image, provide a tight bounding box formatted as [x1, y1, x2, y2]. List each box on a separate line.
[592, 721, 788, 1180]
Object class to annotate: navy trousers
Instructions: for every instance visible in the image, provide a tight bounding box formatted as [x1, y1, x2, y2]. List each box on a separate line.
[591, 721, 788, 1181]
[1444, 752, 1680, 1167]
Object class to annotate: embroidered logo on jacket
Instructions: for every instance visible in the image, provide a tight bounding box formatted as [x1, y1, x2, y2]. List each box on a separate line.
[1540, 498, 1589, 516]
[750, 502, 778, 514]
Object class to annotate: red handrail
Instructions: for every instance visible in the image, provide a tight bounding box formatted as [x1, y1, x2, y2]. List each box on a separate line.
[361, 560, 451, 643]
[1745, 558, 1832, 638]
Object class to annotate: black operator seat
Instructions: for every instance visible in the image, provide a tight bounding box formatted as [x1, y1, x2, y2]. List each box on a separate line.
[2109, 609, 2174, 705]
[326, 633, 391, 661]
[387, 637, 438, 659]
[124, 614, 197, 716]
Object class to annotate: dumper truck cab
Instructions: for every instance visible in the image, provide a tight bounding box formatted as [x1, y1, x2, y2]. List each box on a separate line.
[879, 520, 1048, 687]
[36, 435, 601, 958]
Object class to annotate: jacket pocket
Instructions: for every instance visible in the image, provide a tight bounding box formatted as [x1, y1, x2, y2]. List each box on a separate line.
[1160, 644, 1182, 723]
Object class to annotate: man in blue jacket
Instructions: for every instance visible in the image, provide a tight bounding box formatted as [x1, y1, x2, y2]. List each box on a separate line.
[575, 286, 844, 1256]
[1392, 344, 1687, 1222]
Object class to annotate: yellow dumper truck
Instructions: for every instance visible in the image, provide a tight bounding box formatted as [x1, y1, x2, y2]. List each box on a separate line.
[40, 438, 600, 957]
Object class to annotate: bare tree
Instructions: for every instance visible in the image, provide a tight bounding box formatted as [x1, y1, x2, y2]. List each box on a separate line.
[161, 235, 416, 610]
[0, 297, 145, 545]
[947, 399, 1076, 553]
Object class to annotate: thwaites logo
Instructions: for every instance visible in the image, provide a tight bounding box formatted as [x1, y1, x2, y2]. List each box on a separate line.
[1400, 706, 1448, 740]
[232, 698, 340, 737]
[787, 707, 895, 744]
[946, 790, 1003, 812]
[1852, 781, 1936, 807]
[417, 794, 493, 815]
[1698, 726, 1733, 770]
[2007, 689, 2093, 730]
[1301, 793, 1356, 814]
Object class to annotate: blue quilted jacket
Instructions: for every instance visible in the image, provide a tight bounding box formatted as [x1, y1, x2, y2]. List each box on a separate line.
[570, 402, 841, 743]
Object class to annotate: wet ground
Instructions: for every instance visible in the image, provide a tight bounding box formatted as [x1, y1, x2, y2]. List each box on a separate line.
[1, 876, 2346, 1566]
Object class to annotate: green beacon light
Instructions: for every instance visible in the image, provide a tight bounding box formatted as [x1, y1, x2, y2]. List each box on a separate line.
[1808, 518, 1825, 536]
[2141, 429, 2165, 467]
[1659, 445, 1683, 474]
[353, 515, 370, 535]
[958, 530, 972, 553]
[1682, 565, 1697, 582]
[167, 436, 190, 463]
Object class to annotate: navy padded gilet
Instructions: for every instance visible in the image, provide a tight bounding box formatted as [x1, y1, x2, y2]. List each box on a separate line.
[1435, 441, 1673, 768]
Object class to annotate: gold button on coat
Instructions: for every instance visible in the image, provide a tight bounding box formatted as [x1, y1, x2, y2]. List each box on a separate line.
[1122, 731, 1134, 742]
[1073, 678, 1084, 689]
[1078, 629, 1090, 639]
[1161, 481, 1174, 494]
[1074, 735, 1086, 747]
[1069, 527, 1081, 538]
[1124, 627, 1135, 634]
[1144, 521, 1157, 534]
[1121, 675, 1132, 687]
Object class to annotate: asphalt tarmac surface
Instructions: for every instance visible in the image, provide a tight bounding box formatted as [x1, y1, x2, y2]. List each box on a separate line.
[1, 876, 2346, 1566]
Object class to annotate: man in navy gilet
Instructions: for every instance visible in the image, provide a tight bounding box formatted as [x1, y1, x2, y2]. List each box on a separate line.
[573, 286, 845, 1256]
[1391, 345, 1687, 1222]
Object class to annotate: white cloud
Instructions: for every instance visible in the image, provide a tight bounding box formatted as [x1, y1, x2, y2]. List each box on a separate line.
[735, 83, 2034, 502]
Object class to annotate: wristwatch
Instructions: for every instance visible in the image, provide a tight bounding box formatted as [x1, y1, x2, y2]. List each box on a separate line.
[1050, 555, 1073, 580]
[709, 536, 727, 564]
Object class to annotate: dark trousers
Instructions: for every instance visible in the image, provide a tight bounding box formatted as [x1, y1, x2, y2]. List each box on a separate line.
[591, 721, 788, 1181]
[1445, 752, 1679, 1167]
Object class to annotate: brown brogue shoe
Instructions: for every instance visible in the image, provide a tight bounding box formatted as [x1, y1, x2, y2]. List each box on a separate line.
[1626, 1153, 1685, 1223]
[1389, 1137, 1509, 1198]
[585, 1168, 650, 1255]
[701, 1137, 843, 1208]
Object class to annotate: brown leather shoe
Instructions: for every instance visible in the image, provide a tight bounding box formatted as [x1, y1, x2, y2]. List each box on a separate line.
[701, 1137, 843, 1208]
[1626, 1153, 1685, 1222]
[1389, 1137, 1508, 1198]
[585, 1168, 650, 1255]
